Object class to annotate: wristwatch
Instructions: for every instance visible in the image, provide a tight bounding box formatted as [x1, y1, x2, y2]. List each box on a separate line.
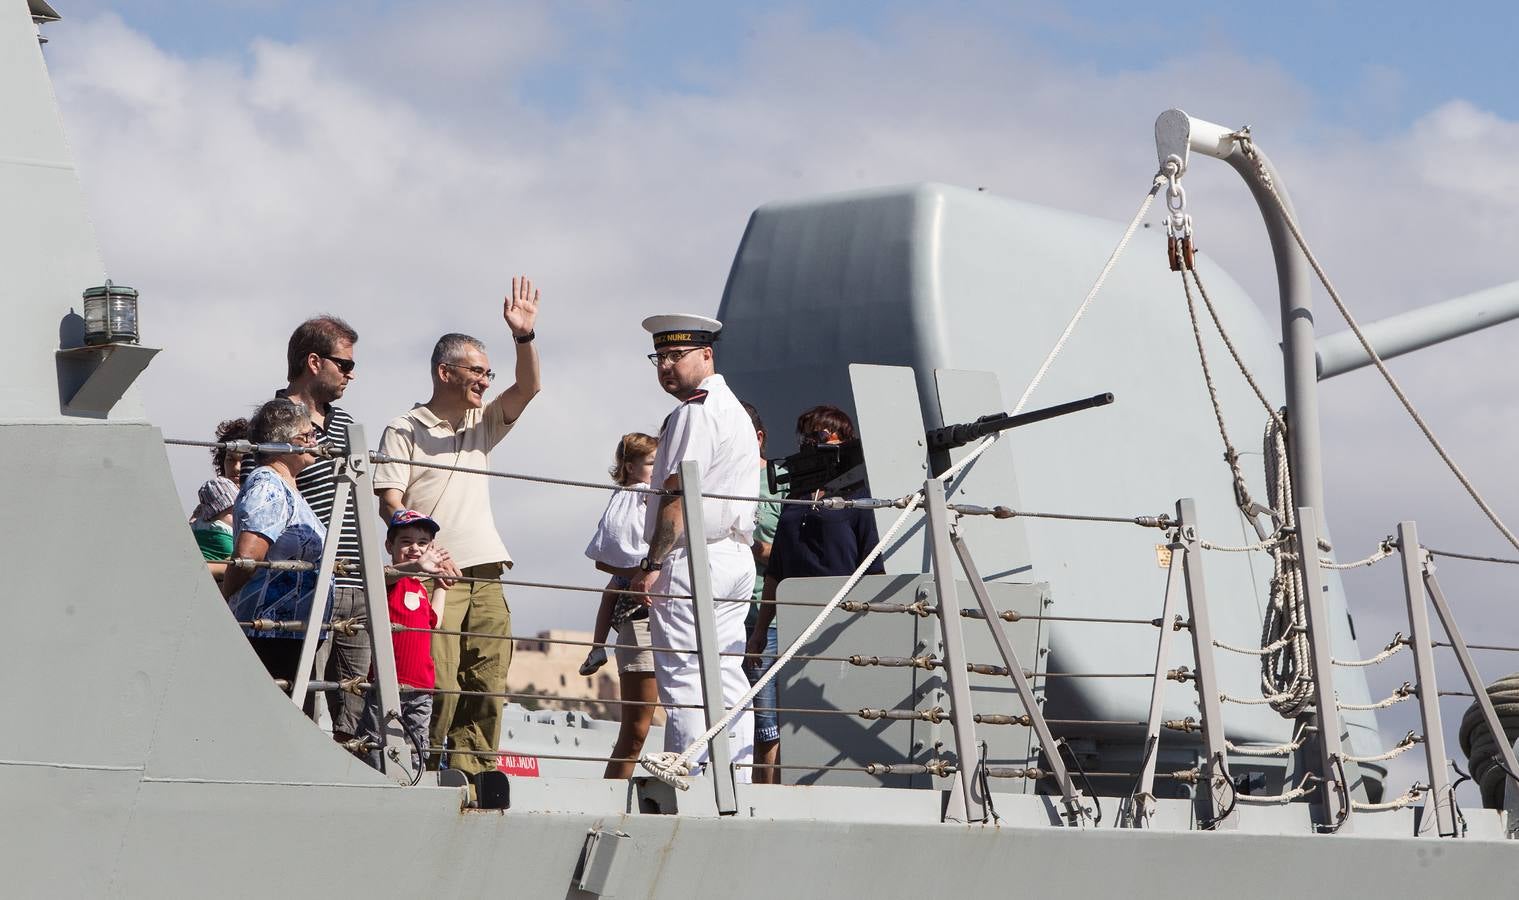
[514, 330, 536, 344]
[639, 557, 663, 572]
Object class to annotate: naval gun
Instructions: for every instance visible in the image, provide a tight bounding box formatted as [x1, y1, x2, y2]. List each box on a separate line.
[770, 392, 1115, 497]
[715, 176, 1519, 796]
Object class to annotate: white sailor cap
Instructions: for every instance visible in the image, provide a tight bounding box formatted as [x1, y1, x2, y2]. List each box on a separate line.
[642, 313, 723, 349]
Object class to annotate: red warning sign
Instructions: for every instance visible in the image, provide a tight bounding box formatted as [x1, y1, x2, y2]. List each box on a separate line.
[496, 754, 540, 777]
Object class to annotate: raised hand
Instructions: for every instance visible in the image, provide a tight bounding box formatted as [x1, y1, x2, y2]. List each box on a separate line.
[430, 545, 461, 588]
[504, 275, 540, 337]
[417, 544, 446, 575]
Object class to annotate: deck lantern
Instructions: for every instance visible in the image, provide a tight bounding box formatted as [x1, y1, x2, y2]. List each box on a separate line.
[81, 280, 139, 345]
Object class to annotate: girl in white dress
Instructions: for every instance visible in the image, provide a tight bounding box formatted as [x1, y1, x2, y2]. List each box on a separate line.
[580, 432, 659, 778]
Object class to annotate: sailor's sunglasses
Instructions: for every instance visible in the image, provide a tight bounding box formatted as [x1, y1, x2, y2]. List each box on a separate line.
[647, 348, 698, 367]
[320, 354, 356, 375]
[444, 362, 496, 381]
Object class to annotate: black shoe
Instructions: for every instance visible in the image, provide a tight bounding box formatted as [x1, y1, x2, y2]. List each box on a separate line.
[579, 646, 609, 676]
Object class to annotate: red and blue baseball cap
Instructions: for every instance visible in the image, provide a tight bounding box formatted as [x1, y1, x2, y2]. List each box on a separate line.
[387, 508, 440, 538]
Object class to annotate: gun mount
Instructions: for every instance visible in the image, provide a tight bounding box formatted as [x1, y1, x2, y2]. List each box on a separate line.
[770, 392, 1116, 497]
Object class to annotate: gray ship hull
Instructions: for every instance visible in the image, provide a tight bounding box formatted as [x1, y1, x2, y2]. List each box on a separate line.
[5, 2, 1519, 896]
[7, 767, 1512, 897]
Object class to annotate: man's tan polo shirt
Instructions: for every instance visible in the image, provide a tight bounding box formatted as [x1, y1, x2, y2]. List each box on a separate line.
[374, 402, 514, 570]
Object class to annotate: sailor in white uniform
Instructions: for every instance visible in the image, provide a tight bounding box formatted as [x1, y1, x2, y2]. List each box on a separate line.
[629, 313, 760, 780]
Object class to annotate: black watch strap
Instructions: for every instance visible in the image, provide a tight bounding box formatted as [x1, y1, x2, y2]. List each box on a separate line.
[639, 557, 663, 572]
[514, 330, 536, 344]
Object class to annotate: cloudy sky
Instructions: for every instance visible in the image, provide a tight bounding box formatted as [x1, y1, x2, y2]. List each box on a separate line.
[40, 1, 1519, 803]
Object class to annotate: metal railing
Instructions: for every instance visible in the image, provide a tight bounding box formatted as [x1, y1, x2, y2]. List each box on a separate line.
[170, 433, 1519, 836]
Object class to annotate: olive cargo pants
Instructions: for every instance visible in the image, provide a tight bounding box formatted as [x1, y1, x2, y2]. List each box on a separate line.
[429, 562, 512, 775]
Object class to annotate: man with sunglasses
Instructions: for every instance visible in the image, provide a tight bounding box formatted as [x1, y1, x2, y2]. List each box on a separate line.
[373, 277, 542, 779]
[247, 315, 371, 744]
[629, 313, 760, 781]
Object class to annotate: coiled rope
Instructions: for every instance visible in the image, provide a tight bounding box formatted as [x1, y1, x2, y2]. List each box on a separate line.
[1258, 411, 1315, 717]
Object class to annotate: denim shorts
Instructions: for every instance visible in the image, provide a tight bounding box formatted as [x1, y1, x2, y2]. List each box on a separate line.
[745, 624, 779, 743]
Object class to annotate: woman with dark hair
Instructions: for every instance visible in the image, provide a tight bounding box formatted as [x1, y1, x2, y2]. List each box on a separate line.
[221, 398, 330, 683]
[746, 404, 884, 783]
[794, 404, 856, 446]
[190, 417, 249, 580]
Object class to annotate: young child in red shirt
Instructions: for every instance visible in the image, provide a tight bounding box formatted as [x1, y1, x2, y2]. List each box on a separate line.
[359, 509, 449, 770]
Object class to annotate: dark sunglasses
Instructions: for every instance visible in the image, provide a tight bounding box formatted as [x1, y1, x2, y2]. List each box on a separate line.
[320, 354, 356, 375]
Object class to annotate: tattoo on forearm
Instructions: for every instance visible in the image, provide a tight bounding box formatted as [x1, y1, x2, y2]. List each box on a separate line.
[647, 495, 683, 560]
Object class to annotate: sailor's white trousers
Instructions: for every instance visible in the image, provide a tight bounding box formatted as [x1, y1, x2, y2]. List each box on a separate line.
[648, 539, 755, 781]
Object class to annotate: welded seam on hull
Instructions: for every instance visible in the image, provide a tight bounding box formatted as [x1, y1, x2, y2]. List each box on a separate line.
[0, 758, 144, 772]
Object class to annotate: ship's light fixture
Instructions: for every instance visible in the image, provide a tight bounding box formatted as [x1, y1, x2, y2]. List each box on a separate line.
[82, 280, 140, 345]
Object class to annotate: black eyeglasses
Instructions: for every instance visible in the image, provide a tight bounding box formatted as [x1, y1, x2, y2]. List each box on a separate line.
[647, 348, 699, 367]
[444, 362, 496, 381]
[320, 354, 356, 375]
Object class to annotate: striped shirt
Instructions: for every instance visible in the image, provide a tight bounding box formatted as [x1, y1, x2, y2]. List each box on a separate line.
[243, 392, 363, 589]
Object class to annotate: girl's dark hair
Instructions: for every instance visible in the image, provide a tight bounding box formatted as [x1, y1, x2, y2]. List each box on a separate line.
[740, 400, 766, 455]
[795, 404, 855, 446]
[609, 432, 659, 486]
[212, 417, 250, 475]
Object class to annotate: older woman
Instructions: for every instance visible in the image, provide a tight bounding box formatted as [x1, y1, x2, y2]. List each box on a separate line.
[221, 398, 330, 683]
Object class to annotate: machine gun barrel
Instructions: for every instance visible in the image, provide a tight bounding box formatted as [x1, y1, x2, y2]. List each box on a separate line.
[926, 392, 1115, 457]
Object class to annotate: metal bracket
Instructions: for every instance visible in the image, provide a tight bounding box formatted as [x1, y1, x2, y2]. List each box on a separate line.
[575, 828, 632, 896]
[55, 343, 159, 416]
[1154, 108, 1239, 173]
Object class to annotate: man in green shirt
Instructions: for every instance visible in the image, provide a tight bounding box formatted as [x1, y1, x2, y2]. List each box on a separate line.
[741, 402, 784, 783]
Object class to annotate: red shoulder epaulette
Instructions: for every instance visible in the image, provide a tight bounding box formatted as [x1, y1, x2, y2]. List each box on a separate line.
[683, 390, 709, 404]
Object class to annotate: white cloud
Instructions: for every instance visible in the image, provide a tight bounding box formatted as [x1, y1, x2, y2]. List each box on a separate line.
[45, 8, 1519, 803]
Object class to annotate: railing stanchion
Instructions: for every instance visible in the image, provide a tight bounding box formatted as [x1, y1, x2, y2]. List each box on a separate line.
[677, 460, 738, 814]
[1177, 498, 1236, 829]
[923, 479, 987, 823]
[1423, 557, 1519, 810]
[348, 424, 415, 785]
[1294, 505, 1351, 832]
[1395, 521, 1455, 836]
[950, 529, 1081, 824]
[1129, 521, 1188, 827]
[289, 459, 345, 713]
